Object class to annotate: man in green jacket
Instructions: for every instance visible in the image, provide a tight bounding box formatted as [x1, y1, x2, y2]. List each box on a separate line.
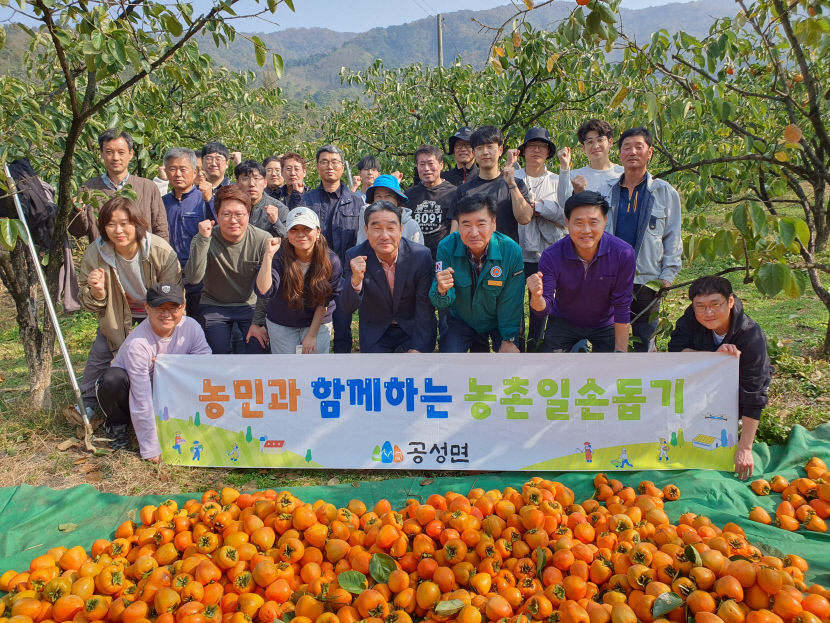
[430, 195, 524, 353]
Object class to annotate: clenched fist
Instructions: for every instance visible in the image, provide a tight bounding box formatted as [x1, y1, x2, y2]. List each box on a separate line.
[198, 220, 215, 238]
[350, 255, 368, 289]
[87, 267, 107, 300]
[264, 237, 281, 258]
[198, 179, 213, 202]
[265, 204, 281, 224]
[526, 271, 544, 298]
[557, 146, 571, 170]
[436, 267, 455, 296]
[572, 174, 588, 194]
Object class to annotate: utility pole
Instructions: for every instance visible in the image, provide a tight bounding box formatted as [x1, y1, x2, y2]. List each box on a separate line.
[437, 13, 444, 68]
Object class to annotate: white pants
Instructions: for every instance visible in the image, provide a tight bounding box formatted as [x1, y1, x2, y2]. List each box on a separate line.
[266, 319, 333, 354]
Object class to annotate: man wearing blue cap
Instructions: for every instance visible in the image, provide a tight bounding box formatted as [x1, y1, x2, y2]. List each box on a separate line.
[356, 174, 423, 245]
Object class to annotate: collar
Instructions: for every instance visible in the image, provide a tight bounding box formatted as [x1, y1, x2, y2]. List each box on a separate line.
[172, 185, 199, 201]
[322, 183, 343, 198]
[102, 172, 129, 191]
[620, 171, 649, 192]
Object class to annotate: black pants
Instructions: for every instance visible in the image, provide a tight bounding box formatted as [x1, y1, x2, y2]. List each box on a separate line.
[365, 324, 413, 353]
[332, 306, 353, 353]
[542, 316, 615, 353]
[96, 366, 131, 426]
[631, 284, 660, 352]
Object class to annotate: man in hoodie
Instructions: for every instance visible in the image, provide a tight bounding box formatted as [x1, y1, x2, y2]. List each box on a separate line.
[405, 145, 457, 260]
[356, 174, 423, 246]
[668, 275, 772, 480]
[606, 127, 682, 352]
[342, 201, 436, 353]
[234, 160, 289, 238]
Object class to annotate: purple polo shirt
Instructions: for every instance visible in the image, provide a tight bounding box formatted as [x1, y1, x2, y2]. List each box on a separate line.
[533, 233, 635, 328]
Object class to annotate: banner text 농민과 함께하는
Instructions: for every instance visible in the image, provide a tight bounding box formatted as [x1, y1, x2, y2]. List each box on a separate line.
[152, 352, 738, 470]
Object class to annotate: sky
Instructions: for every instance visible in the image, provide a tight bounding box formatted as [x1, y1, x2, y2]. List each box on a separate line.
[249, 0, 679, 32]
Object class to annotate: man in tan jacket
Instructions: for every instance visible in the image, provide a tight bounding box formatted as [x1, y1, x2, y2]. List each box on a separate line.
[69, 130, 169, 242]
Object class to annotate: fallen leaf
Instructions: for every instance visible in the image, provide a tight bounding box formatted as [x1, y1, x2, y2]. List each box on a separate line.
[74, 457, 88, 465]
[420, 478, 434, 486]
[327, 477, 340, 486]
[58, 523, 79, 532]
[57, 439, 77, 451]
[159, 471, 170, 482]
[85, 471, 104, 482]
[351, 482, 360, 488]
[77, 463, 98, 474]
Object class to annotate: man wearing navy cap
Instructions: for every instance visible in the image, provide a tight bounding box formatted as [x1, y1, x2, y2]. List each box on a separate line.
[442, 126, 479, 186]
[95, 283, 211, 461]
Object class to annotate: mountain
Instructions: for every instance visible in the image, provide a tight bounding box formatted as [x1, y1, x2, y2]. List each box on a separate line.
[0, 0, 737, 102]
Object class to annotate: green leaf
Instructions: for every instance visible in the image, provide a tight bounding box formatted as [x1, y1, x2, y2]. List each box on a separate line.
[645, 92, 658, 122]
[281, 612, 295, 623]
[778, 218, 796, 249]
[0, 218, 19, 250]
[58, 523, 79, 532]
[749, 203, 769, 237]
[252, 35, 266, 67]
[434, 600, 466, 617]
[282, 0, 295, 10]
[652, 592, 683, 618]
[683, 544, 702, 566]
[610, 86, 628, 108]
[0, 23, 6, 51]
[782, 269, 804, 298]
[272, 53, 284, 79]
[792, 218, 810, 247]
[369, 553, 396, 584]
[535, 546, 546, 578]
[732, 204, 751, 239]
[714, 229, 733, 257]
[756, 262, 789, 297]
[337, 570, 368, 595]
[162, 14, 183, 37]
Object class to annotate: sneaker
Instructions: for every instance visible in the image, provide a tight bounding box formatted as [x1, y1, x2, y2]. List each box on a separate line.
[104, 423, 131, 451]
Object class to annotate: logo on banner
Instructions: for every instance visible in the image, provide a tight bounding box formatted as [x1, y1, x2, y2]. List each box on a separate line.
[490, 266, 502, 278]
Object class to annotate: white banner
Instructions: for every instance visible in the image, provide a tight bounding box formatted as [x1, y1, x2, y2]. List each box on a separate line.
[153, 353, 738, 470]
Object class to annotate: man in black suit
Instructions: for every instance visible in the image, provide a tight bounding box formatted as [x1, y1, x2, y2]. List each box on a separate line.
[341, 201, 437, 353]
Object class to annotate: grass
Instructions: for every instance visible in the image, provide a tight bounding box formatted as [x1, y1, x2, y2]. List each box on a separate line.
[1, 217, 829, 494]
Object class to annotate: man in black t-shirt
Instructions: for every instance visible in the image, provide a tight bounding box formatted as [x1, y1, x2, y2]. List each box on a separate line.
[405, 145, 457, 260]
[449, 126, 533, 244]
[442, 126, 479, 187]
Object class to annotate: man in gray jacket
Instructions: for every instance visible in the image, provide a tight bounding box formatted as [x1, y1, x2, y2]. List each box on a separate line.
[605, 127, 682, 351]
[234, 160, 289, 238]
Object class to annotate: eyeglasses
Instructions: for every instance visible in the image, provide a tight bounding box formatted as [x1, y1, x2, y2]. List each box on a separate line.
[317, 159, 343, 168]
[219, 212, 249, 222]
[239, 175, 265, 183]
[203, 155, 226, 163]
[693, 299, 728, 314]
[582, 137, 608, 147]
[265, 168, 281, 174]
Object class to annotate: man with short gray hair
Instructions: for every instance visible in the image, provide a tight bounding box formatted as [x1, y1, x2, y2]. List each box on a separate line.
[69, 129, 169, 242]
[162, 147, 213, 318]
[303, 144, 365, 352]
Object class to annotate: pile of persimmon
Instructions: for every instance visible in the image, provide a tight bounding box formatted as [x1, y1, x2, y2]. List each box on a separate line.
[2, 474, 829, 623]
[748, 457, 829, 532]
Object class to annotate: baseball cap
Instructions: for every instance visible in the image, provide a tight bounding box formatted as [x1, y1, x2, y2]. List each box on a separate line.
[287, 206, 320, 230]
[146, 283, 185, 307]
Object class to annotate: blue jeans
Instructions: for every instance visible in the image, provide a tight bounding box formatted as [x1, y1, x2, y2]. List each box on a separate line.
[201, 305, 268, 355]
[439, 314, 503, 353]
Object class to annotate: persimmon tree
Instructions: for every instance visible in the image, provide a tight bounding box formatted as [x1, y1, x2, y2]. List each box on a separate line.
[0, 0, 293, 409]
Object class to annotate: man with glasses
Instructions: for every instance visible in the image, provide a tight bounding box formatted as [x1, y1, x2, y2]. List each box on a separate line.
[235, 160, 289, 238]
[303, 144, 365, 353]
[200, 142, 232, 206]
[556, 119, 624, 205]
[668, 275, 772, 481]
[95, 282, 211, 461]
[279, 152, 308, 209]
[442, 126, 479, 187]
[185, 185, 271, 354]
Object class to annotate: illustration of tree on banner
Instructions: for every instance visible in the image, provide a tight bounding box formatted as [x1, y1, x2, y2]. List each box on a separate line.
[0, 0, 294, 409]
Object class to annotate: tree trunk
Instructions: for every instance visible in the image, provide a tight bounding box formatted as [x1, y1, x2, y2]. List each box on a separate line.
[0, 241, 56, 411]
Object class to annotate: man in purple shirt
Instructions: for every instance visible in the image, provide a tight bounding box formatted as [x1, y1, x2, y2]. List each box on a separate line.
[528, 190, 635, 353]
[95, 282, 211, 461]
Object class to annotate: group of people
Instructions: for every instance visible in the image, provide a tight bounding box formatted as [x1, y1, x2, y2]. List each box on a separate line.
[68, 121, 772, 478]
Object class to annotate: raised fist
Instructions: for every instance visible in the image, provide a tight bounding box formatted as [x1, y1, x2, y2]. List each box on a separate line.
[526, 271, 544, 298]
[436, 267, 455, 296]
[230, 151, 242, 166]
[265, 204, 281, 224]
[572, 174, 588, 194]
[264, 237, 281, 258]
[87, 267, 107, 300]
[557, 146, 571, 170]
[198, 219, 214, 238]
[350, 255, 368, 288]
[198, 179, 213, 202]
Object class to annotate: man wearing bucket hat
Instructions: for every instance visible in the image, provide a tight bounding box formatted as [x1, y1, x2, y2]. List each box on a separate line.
[442, 126, 479, 187]
[342, 201, 436, 353]
[515, 126, 566, 351]
[95, 282, 211, 461]
[356, 174, 423, 246]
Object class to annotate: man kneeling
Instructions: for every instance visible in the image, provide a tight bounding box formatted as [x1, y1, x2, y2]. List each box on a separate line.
[668, 275, 772, 480]
[96, 283, 211, 461]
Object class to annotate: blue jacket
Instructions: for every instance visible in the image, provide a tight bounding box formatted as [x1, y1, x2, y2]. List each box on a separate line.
[302, 183, 365, 264]
[340, 238, 437, 353]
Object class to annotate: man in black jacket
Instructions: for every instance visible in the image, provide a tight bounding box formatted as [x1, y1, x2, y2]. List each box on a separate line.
[668, 275, 772, 480]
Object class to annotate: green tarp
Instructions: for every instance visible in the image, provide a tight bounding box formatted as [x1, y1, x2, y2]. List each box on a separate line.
[1, 424, 829, 585]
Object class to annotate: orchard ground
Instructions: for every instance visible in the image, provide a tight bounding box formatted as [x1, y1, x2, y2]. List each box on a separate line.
[1, 212, 829, 496]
